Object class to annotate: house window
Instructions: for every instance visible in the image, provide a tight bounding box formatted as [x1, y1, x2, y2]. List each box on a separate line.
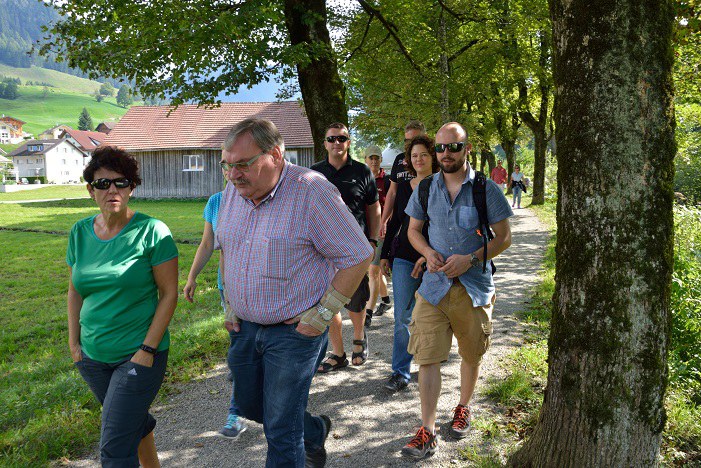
[285, 150, 299, 165]
[182, 154, 204, 172]
[62, 159, 66, 164]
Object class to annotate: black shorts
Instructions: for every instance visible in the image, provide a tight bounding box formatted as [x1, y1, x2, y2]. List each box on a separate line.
[346, 274, 370, 313]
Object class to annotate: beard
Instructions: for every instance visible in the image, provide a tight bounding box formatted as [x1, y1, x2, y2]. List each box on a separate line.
[438, 153, 467, 173]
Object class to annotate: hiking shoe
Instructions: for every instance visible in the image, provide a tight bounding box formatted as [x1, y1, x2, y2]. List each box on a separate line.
[375, 302, 391, 316]
[401, 426, 438, 459]
[448, 404, 471, 439]
[305, 415, 331, 467]
[219, 414, 246, 439]
[384, 374, 408, 392]
[364, 310, 373, 327]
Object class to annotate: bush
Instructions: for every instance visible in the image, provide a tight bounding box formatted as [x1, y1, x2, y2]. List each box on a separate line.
[25, 176, 47, 184]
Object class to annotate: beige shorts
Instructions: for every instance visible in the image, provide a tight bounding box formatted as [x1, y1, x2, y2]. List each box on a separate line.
[408, 284, 494, 366]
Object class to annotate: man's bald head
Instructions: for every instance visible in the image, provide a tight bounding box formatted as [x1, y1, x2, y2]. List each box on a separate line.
[436, 122, 467, 142]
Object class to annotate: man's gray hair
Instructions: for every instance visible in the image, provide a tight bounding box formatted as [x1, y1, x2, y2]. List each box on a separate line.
[404, 120, 425, 133]
[222, 118, 285, 154]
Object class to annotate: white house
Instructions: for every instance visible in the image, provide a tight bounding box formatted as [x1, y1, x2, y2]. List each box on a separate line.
[0, 115, 28, 144]
[9, 139, 88, 183]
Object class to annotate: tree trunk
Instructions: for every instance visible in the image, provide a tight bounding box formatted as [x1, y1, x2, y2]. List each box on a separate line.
[509, 1, 675, 466]
[481, 145, 496, 175]
[283, 0, 348, 162]
[499, 112, 519, 195]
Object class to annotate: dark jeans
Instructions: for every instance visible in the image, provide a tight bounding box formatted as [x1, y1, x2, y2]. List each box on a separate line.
[228, 321, 327, 468]
[75, 350, 168, 468]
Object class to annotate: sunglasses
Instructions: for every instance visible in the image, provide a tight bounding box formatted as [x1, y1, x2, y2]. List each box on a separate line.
[220, 151, 268, 173]
[435, 142, 465, 153]
[90, 178, 132, 190]
[325, 135, 349, 143]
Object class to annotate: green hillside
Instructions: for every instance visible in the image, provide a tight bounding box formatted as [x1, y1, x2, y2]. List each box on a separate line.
[0, 64, 101, 95]
[0, 86, 130, 137]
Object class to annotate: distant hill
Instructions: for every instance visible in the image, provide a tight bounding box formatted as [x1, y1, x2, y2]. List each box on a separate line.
[0, 64, 101, 94]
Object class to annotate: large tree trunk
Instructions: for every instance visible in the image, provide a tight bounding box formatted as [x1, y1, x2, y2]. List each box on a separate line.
[283, 0, 348, 162]
[509, 1, 675, 466]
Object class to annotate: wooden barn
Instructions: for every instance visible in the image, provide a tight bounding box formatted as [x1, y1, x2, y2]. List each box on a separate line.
[102, 102, 314, 199]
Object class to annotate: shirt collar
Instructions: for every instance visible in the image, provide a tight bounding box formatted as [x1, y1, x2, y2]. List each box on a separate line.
[436, 166, 475, 187]
[238, 161, 289, 206]
[324, 155, 352, 169]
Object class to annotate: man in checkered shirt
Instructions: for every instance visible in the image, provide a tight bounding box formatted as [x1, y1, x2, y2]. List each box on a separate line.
[216, 118, 373, 467]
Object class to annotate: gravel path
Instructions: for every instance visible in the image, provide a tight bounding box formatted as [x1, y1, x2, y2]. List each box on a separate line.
[65, 208, 548, 467]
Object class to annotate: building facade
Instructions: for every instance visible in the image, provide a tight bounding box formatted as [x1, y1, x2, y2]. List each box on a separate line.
[9, 139, 88, 183]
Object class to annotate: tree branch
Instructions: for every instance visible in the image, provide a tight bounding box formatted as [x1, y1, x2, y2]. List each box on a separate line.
[355, 0, 423, 76]
[344, 15, 374, 64]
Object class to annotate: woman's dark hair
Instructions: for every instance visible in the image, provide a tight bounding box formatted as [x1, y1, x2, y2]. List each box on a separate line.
[404, 135, 439, 176]
[84, 146, 142, 188]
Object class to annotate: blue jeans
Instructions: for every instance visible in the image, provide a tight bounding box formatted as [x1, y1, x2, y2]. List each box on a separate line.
[228, 320, 327, 467]
[391, 258, 422, 382]
[512, 186, 522, 206]
[75, 350, 168, 468]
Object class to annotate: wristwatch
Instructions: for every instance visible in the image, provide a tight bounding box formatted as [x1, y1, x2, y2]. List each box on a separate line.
[316, 303, 334, 321]
[470, 253, 481, 269]
[139, 344, 158, 355]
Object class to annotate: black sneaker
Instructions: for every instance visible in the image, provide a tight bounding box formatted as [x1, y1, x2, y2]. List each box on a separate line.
[447, 404, 471, 439]
[364, 309, 373, 327]
[375, 302, 391, 316]
[384, 374, 408, 392]
[401, 426, 438, 459]
[305, 415, 331, 467]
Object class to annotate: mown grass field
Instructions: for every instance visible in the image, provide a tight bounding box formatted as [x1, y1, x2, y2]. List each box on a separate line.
[0, 64, 102, 95]
[0, 86, 129, 137]
[0, 185, 88, 201]
[0, 199, 228, 466]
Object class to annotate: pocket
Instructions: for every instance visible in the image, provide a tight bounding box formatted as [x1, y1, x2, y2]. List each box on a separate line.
[457, 206, 479, 231]
[290, 323, 322, 341]
[263, 237, 291, 279]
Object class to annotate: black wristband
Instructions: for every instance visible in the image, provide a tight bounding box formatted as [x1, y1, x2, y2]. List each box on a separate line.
[369, 239, 378, 247]
[139, 344, 158, 355]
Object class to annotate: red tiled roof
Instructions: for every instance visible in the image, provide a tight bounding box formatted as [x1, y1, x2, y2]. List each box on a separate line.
[62, 128, 107, 151]
[103, 102, 313, 151]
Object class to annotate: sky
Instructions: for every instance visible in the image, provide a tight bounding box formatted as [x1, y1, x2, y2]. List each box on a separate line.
[219, 79, 293, 102]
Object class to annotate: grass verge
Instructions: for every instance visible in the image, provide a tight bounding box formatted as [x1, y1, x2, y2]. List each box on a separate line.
[0, 185, 89, 201]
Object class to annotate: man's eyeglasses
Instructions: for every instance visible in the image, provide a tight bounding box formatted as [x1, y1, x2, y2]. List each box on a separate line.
[90, 178, 132, 190]
[435, 142, 465, 153]
[325, 135, 349, 143]
[220, 151, 268, 173]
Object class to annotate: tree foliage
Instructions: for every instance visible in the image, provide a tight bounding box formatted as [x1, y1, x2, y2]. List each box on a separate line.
[116, 84, 133, 108]
[99, 82, 114, 97]
[78, 107, 93, 130]
[0, 78, 19, 99]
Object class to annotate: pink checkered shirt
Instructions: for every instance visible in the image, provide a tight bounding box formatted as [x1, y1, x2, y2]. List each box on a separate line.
[216, 162, 373, 325]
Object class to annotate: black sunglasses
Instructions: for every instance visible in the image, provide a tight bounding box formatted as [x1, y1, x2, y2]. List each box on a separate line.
[325, 135, 349, 143]
[435, 142, 465, 153]
[90, 178, 132, 190]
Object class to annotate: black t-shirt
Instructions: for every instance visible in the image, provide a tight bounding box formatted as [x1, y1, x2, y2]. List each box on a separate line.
[389, 152, 416, 184]
[381, 180, 426, 264]
[311, 157, 379, 237]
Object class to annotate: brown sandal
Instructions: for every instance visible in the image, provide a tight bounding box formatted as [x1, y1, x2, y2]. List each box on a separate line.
[317, 353, 348, 373]
[352, 332, 368, 366]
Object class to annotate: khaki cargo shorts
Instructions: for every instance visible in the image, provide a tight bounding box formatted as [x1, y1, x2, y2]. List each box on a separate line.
[408, 283, 494, 366]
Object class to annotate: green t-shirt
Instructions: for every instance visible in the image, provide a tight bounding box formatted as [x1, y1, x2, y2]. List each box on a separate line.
[66, 212, 179, 363]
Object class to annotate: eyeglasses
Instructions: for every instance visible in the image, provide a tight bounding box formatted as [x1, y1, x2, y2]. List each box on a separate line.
[434, 142, 465, 153]
[325, 135, 349, 143]
[90, 178, 132, 190]
[220, 151, 268, 173]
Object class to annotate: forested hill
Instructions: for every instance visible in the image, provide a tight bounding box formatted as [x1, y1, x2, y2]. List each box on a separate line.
[0, 0, 59, 68]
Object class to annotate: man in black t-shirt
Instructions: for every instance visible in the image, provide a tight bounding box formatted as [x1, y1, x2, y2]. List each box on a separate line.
[311, 123, 381, 371]
[380, 120, 427, 238]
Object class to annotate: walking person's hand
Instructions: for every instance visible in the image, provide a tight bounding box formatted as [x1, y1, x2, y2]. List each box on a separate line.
[284, 315, 323, 337]
[183, 279, 197, 303]
[224, 320, 240, 333]
[380, 259, 391, 277]
[130, 349, 154, 368]
[438, 254, 470, 279]
[424, 249, 445, 273]
[70, 342, 82, 363]
[411, 257, 426, 279]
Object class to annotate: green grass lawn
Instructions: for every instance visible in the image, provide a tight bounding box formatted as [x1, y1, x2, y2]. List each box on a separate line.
[0, 86, 130, 136]
[0, 64, 102, 95]
[0, 185, 89, 201]
[0, 199, 228, 466]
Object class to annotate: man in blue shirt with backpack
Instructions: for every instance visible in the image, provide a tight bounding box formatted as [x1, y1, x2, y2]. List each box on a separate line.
[401, 122, 513, 459]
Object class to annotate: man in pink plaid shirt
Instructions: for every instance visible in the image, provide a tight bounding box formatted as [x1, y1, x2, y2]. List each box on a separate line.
[216, 118, 373, 467]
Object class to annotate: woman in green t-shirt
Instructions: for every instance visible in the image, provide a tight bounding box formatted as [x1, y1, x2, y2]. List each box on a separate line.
[66, 147, 178, 468]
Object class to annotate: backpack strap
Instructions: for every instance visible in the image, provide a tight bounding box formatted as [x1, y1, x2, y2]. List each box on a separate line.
[418, 174, 434, 223]
[472, 171, 496, 274]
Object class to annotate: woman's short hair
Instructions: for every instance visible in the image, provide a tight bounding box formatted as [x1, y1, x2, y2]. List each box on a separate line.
[404, 135, 439, 176]
[83, 146, 142, 188]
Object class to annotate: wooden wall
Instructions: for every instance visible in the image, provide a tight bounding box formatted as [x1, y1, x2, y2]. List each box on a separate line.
[132, 147, 316, 199]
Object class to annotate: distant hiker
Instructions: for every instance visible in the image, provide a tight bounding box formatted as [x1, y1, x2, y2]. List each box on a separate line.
[217, 118, 373, 467]
[380, 134, 439, 392]
[401, 122, 513, 459]
[510, 164, 526, 209]
[183, 163, 247, 440]
[363, 145, 392, 327]
[311, 123, 380, 370]
[67, 146, 179, 467]
[490, 159, 508, 191]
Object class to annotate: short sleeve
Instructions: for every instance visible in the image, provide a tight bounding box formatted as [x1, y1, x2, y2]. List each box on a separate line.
[203, 195, 216, 223]
[485, 179, 514, 224]
[363, 166, 379, 205]
[148, 220, 179, 266]
[389, 153, 404, 183]
[404, 183, 427, 220]
[66, 223, 78, 267]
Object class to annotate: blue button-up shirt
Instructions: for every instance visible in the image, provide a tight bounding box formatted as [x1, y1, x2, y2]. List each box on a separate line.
[405, 168, 513, 307]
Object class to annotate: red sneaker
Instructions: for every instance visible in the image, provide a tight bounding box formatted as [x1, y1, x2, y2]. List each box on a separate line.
[401, 426, 438, 459]
[448, 404, 471, 439]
